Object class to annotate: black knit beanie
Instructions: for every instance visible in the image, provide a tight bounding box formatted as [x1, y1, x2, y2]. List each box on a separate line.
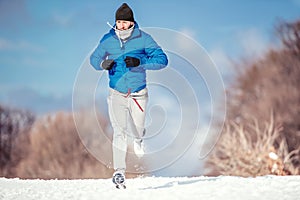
[115, 3, 134, 22]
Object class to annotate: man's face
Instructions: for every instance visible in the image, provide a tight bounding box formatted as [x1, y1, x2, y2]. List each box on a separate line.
[116, 20, 134, 30]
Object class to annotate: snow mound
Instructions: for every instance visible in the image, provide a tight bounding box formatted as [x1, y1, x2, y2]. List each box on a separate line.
[1, 176, 300, 200]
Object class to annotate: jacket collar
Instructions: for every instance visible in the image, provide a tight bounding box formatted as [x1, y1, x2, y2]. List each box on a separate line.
[109, 21, 141, 40]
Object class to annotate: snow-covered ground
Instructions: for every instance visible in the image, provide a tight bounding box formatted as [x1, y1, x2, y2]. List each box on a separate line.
[1, 176, 300, 200]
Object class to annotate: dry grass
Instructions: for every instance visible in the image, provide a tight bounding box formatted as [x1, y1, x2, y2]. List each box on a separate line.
[207, 115, 300, 177]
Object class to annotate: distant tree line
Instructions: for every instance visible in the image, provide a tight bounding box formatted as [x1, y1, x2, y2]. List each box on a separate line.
[0, 104, 142, 179]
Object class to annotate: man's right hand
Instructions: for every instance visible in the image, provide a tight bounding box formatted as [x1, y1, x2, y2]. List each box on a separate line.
[101, 59, 115, 70]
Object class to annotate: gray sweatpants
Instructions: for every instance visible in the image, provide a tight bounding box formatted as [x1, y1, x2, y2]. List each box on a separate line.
[107, 88, 148, 170]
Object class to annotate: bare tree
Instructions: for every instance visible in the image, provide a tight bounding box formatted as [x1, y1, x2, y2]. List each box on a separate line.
[207, 19, 300, 176]
[276, 19, 300, 56]
[0, 105, 35, 177]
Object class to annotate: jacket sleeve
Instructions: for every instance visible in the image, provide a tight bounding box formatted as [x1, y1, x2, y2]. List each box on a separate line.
[90, 39, 107, 71]
[140, 34, 168, 70]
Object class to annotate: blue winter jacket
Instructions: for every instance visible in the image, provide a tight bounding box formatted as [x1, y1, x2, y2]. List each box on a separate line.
[90, 22, 168, 94]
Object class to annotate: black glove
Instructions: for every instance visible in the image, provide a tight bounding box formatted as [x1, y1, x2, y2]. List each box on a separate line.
[101, 59, 115, 70]
[124, 56, 140, 68]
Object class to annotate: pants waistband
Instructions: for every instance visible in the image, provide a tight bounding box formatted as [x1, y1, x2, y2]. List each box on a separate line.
[109, 88, 148, 98]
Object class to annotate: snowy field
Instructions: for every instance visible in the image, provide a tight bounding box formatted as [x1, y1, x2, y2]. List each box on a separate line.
[1, 176, 300, 200]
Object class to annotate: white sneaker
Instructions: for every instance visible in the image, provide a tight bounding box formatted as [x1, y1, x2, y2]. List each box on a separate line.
[112, 169, 125, 185]
[134, 139, 145, 158]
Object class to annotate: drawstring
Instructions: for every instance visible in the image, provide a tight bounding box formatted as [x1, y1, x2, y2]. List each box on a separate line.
[107, 21, 123, 48]
[122, 88, 144, 112]
[132, 98, 144, 112]
[123, 88, 131, 98]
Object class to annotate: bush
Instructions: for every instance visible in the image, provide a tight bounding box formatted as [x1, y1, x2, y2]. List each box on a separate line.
[207, 116, 299, 176]
[16, 111, 114, 179]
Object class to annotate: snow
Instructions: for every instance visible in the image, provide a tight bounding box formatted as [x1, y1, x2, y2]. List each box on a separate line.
[1, 176, 300, 200]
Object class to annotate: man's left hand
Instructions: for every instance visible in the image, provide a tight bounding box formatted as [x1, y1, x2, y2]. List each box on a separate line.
[124, 56, 140, 67]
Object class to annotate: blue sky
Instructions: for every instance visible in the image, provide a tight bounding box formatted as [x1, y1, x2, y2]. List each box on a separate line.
[0, 0, 300, 114]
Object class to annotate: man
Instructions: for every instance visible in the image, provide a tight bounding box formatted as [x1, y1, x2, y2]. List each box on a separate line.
[90, 3, 168, 186]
